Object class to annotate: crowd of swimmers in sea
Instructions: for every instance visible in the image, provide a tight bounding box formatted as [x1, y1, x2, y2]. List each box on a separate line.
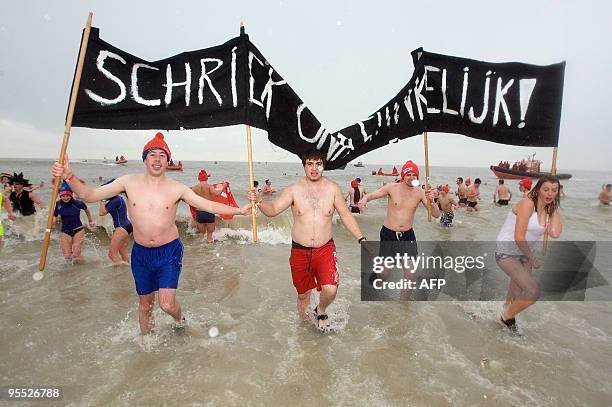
[1, 134, 611, 335]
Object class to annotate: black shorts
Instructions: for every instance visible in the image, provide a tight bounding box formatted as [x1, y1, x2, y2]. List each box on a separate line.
[379, 225, 418, 258]
[119, 222, 133, 235]
[196, 210, 215, 224]
[350, 206, 360, 214]
[497, 199, 509, 206]
[62, 226, 84, 237]
[467, 201, 478, 208]
[459, 197, 468, 205]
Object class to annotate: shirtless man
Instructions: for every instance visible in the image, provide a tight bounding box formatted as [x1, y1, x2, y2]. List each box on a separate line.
[466, 178, 482, 212]
[599, 184, 612, 205]
[251, 149, 366, 331]
[358, 161, 439, 289]
[493, 179, 512, 206]
[456, 177, 468, 207]
[191, 169, 222, 243]
[345, 178, 366, 214]
[518, 178, 532, 198]
[52, 132, 252, 335]
[262, 179, 275, 196]
[437, 184, 456, 227]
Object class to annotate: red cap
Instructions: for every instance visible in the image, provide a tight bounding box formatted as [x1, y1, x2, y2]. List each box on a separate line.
[442, 184, 449, 193]
[142, 132, 171, 161]
[198, 169, 209, 182]
[519, 177, 532, 189]
[351, 179, 358, 188]
[465, 178, 472, 186]
[401, 161, 419, 178]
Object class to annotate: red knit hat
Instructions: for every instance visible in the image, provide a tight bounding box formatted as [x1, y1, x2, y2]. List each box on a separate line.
[401, 160, 419, 178]
[442, 184, 449, 193]
[142, 132, 171, 161]
[351, 179, 359, 188]
[198, 169, 209, 182]
[519, 177, 533, 190]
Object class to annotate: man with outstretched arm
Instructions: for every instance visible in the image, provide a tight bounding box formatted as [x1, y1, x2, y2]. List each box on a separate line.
[358, 161, 439, 295]
[249, 149, 366, 332]
[52, 132, 253, 335]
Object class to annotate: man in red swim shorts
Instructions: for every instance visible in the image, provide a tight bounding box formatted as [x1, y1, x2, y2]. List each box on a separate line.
[251, 149, 366, 331]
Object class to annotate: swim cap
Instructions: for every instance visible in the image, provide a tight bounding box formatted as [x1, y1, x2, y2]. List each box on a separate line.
[198, 169, 209, 182]
[401, 161, 419, 178]
[442, 184, 449, 193]
[351, 179, 358, 188]
[519, 178, 532, 190]
[59, 181, 73, 196]
[142, 132, 171, 162]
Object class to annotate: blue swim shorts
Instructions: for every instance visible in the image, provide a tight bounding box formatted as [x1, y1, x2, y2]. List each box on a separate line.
[131, 238, 184, 295]
[195, 210, 215, 224]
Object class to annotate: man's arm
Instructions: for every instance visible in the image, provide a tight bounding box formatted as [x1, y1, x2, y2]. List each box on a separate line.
[99, 202, 108, 216]
[52, 155, 126, 202]
[422, 189, 440, 218]
[181, 185, 250, 216]
[29, 192, 46, 209]
[255, 186, 293, 217]
[334, 184, 365, 241]
[358, 184, 389, 210]
[2, 194, 16, 220]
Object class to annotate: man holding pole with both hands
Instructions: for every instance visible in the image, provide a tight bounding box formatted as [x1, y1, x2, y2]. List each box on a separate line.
[51, 132, 253, 335]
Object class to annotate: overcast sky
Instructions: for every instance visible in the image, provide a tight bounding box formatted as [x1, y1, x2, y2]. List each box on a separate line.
[1, 0, 610, 171]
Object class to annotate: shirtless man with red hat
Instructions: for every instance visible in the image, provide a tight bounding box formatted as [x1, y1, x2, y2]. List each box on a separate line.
[191, 169, 223, 242]
[358, 161, 439, 289]
[52, 132, 253, 335]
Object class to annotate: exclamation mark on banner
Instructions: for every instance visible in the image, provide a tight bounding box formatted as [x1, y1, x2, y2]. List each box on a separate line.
[518, 79, 536, 128]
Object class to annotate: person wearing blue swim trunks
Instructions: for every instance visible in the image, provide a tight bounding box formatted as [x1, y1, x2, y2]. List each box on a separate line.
[99, 178, 132, 265]
[53, 181, 95, 264]
[52, 132, 253, 335]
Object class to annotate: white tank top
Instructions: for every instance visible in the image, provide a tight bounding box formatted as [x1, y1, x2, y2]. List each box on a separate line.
[496, 209, 546, 255]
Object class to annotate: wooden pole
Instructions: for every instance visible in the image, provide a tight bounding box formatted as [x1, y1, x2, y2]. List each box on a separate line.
[542, 146, 558, 254]
[39, 12, 93, 272]
[423, 131, 432, 221]
[246, 125, 258, 242]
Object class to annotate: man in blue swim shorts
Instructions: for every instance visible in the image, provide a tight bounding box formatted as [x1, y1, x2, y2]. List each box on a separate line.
[52, 132, 253, 335]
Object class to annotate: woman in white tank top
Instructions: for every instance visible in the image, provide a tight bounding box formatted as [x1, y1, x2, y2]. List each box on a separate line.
[495, 176, 563, 335]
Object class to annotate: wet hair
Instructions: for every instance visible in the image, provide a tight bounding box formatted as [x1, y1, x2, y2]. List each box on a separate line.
[356, 177, 361, 183]
[498, 179, 504, 184]
[474, 178, 481, 185]
[528, 175, 561, 216]
[456, 177, 463, 183]
[254, 180, 259, 188]
[265, 179, 270, 185]
[301, 149, 326, 167]
[606, 184, 612, 189]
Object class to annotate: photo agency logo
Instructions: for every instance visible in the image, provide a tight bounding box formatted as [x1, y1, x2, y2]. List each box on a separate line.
[360, 241, 611, 301]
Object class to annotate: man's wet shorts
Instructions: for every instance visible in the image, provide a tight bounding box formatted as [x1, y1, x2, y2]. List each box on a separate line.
[290, 239, 339, 294]
[131, 238, 184, 295]
[196, 210, 215, 224]
[379, 225, 418, 258]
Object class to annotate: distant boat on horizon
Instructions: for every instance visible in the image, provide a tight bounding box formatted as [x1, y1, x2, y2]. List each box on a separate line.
[354, 161, 365, 167]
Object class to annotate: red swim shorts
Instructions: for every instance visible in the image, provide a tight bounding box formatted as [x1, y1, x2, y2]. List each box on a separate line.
[289, 239, 339, 294]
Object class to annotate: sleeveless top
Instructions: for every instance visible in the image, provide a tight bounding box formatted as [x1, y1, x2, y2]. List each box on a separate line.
[10, 191, 36, 216]
[496, 208, 546, 255]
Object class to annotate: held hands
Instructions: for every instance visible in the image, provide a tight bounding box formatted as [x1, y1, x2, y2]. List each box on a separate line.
[52, 154, 72, 179]
[424, 188, 436, 203]
[357, 196, 368, 212]
[239, 202, 255, 216]
[247, 187, 260, 203]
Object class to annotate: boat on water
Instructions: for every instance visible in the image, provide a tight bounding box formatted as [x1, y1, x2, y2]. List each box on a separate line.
[490, 154, 571, 180]
[114, 155, 128, 165]
[167, 160, 183, 171]
[354, 161, 365, 167]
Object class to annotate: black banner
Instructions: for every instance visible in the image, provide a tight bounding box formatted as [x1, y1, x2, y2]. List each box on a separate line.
[72, 28, 565, 169]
